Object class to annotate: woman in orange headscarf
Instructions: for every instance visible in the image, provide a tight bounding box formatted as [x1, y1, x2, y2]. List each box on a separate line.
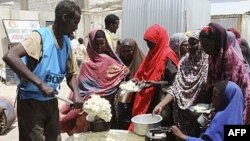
[129, 24, 179, 130]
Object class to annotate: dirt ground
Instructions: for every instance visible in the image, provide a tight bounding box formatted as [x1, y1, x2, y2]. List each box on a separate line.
[0, 80, 72, 140]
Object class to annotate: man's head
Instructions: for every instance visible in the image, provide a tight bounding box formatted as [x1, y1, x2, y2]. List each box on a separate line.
[54, 0, 81, 36]
[104, 14, 119, 34]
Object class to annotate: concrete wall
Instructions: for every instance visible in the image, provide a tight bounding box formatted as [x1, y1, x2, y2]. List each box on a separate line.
[28, 0, 57, 11]
[0, 7, 12, 68]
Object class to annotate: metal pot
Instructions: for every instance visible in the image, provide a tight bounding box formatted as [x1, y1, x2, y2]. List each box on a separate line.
[86, 115, 110, 132]
[131, 114, 162, 136]
[118, 89, 133, 103]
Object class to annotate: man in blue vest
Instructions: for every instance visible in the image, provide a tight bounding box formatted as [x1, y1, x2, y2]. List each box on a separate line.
[2, 0, 82, 140]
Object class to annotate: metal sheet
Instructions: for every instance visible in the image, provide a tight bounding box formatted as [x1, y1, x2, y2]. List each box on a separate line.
[211, 15, 241, 31]
[122, 0, 211, 54]
[212, 14, 250, 44]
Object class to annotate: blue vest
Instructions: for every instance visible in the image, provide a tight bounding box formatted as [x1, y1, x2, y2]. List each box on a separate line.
[18, 27, 71, 101]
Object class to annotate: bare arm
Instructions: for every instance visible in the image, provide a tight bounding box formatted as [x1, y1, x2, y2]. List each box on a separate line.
[2, 43, 54, 95]
[66, 74, 82, 103]
[158, 94, 174, 108]
[153, 94, 174, 114]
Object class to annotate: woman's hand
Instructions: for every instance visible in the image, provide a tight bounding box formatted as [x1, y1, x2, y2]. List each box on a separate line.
[153, 105, 162, 115]
[170, 125, 187, 141]
[124, 67, 130, 75]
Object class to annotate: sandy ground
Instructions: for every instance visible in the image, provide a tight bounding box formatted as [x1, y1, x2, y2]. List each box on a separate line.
[0, 80, 72, 140]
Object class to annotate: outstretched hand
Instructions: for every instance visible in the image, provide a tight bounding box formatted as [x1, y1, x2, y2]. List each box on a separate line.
[153, 105, 162, 115]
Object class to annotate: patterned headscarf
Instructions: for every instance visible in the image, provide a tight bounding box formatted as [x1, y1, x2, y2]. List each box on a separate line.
[186, 30, 200, 40]
[77, 29, 127, 99]
[60, 29, 127, 134]
[171, 30, 209, 109]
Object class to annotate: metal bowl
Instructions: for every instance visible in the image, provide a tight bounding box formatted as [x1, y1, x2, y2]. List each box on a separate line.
[131, 114, 162, 136]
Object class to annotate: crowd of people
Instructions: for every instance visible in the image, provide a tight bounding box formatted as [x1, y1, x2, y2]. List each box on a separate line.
[2, 0, 250, 141]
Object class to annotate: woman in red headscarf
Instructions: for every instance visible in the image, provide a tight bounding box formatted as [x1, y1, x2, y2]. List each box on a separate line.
[128, 24, 179, 130]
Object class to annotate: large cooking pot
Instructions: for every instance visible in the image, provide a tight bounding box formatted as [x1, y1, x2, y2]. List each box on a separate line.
[131, 114, 162, 136]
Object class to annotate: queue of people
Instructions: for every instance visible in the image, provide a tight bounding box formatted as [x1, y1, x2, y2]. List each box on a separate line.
[2, 0, 250, 141]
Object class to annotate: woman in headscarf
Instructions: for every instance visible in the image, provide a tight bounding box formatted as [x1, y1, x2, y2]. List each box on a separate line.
[118, 38, 145, 80]
[171, 81, 244, 141]
[200, 22, 250, 124]
[241, 39, 250, 65]
[60, 29, 127, 135]
[227, 31, 245, 60]
[153, 31, 209, 137]
[227, 28, 241, 44]
[117, 38, 145, 129]
[128, 24, 179, 130]
[170, 33, 189, 60]
[227, 31, 250, 76]
[227, 28, 250, 65]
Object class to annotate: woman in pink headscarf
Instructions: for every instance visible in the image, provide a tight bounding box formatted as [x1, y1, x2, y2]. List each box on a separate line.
[60, 29, 127, 135]
[200, 23, 250, 124]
